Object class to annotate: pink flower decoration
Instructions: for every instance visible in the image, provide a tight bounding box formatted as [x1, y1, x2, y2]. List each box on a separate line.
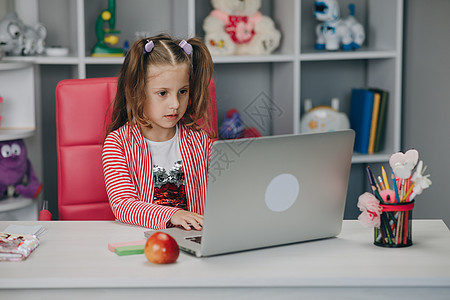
[357, 192, 382, 228]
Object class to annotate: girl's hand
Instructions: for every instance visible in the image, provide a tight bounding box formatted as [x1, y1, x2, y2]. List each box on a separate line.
[170, 210, 204, 231]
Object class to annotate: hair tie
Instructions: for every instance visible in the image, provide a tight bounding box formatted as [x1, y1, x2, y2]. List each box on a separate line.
[143, 40, 154, 54]
[179, 40, 193, 55]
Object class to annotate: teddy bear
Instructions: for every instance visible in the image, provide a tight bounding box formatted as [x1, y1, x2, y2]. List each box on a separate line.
[0, 11, 47, 56]
[203, 0, 281, 56]
[0, 139, 42, 199]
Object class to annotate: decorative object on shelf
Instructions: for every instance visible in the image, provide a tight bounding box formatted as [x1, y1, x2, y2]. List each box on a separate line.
[219, 109, 261, 139]
[0, 139, 42, 200]
[313, 0, 365, 51]
[91, 0, 124, 57]
[45, 46, 69, 57]
[203, 0, 281, 56]
[357, 149, 432, 247]
[300, 98, 349, 133]
[0, 11, 47, 56]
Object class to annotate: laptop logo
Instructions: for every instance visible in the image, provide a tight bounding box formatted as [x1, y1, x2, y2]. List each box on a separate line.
[265, 173, 299, 212]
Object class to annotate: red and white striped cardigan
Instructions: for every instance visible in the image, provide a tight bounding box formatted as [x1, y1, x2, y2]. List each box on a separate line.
[102, 122, 211, 229]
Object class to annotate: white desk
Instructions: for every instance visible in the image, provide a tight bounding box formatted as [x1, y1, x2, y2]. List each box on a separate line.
[1, 220, 449, 299]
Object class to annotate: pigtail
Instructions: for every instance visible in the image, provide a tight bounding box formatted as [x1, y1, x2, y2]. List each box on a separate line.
[185, 37, 214, 135]
[106, 39, 150, 138]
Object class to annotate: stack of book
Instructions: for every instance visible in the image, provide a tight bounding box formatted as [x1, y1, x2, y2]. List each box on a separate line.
[349, 88, 389, 154]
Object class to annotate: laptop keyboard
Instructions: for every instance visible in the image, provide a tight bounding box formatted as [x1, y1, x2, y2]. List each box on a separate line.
[185, 236, 202, 244]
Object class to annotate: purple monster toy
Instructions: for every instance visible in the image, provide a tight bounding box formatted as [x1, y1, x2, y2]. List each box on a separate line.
[0, 139, 42, 199]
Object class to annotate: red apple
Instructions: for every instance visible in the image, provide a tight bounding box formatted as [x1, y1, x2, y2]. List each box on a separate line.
[144, 232, 179, 264]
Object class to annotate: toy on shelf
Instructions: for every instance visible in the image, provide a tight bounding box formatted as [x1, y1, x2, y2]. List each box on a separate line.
[0, 11, 47, 56]
[313, 0, 365, 51]
[301, 98, 350, 133]
[91, 0, 124, 57]
[0, 139, 42, 200]
[219, 109, 261, 139]
[203, 0, 281, 56]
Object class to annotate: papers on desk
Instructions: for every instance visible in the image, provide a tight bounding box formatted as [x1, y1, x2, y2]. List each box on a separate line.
[0, 224, 46, 261]
[3, 224, 47, 237]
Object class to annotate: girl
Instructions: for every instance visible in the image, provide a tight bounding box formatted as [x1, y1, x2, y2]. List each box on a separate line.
[102, 34, 214, 230]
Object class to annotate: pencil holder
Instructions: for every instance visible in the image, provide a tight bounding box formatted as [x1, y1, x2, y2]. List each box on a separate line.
[374, 201, 414, 247]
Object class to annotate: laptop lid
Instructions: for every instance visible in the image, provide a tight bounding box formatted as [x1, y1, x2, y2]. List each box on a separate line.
[157, 130, 355, 257]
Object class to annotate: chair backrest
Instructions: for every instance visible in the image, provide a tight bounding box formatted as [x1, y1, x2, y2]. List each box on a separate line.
[56, 77, 218, 220]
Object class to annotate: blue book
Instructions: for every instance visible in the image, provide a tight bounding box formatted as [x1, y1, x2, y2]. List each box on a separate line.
[349, 88, 374, 154]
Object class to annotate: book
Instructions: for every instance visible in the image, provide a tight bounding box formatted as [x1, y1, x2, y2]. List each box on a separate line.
[108, 240, 146, 252]
[374, 89, 389, 153]
[114, 244, 145, 256]
[0, 232, 40, 261]
[349, 88, 374, 154]
[368, 90, 381, 154]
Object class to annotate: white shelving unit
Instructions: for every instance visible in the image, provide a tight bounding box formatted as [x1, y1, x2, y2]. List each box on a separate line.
[1, 0, 403, 218]
[0, 61, 38, 220]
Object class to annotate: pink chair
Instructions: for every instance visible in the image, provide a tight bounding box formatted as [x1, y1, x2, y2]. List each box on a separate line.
[55, 77, 218, 220]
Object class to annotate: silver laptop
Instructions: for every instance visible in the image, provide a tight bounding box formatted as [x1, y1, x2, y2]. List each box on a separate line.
[146, 130, 355, 257]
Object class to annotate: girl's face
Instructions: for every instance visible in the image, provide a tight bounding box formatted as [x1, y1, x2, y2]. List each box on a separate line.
[142, 63, 190, 141]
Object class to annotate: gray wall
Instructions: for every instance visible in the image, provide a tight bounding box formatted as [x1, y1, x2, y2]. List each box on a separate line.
[402, 0, 450, 227]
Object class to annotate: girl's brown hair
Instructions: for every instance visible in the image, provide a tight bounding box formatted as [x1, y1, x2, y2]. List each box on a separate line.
[106, 34, 214, 137]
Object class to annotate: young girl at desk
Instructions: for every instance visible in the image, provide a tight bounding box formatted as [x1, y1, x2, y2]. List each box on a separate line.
[102, 34, 214, 231]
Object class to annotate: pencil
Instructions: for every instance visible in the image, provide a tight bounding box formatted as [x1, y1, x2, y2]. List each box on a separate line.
[402, 179, 414, 202]
[366, 166, 384, 203]
[377, 176, 386, 190]
[382, 166, 390, 190]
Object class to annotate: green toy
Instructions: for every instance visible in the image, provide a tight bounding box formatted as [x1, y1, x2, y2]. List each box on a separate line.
[91, 0, 123, 57]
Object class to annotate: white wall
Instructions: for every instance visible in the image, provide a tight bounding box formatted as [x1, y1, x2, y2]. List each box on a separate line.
[403, 0, 450, 227]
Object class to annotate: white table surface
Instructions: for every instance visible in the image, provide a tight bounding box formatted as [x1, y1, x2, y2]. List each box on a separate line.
[1, 220, 449, 299]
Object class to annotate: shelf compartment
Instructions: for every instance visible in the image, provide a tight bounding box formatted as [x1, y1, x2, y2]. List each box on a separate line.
[300, 0, 400, 55]
[0, 63, 35, 133]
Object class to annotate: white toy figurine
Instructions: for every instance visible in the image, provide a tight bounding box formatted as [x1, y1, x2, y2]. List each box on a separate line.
[301, 98, 350, 133]
[203, 0, 281, 56]
[0, 12, 47, 56]
[314, 0, 364, 51]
